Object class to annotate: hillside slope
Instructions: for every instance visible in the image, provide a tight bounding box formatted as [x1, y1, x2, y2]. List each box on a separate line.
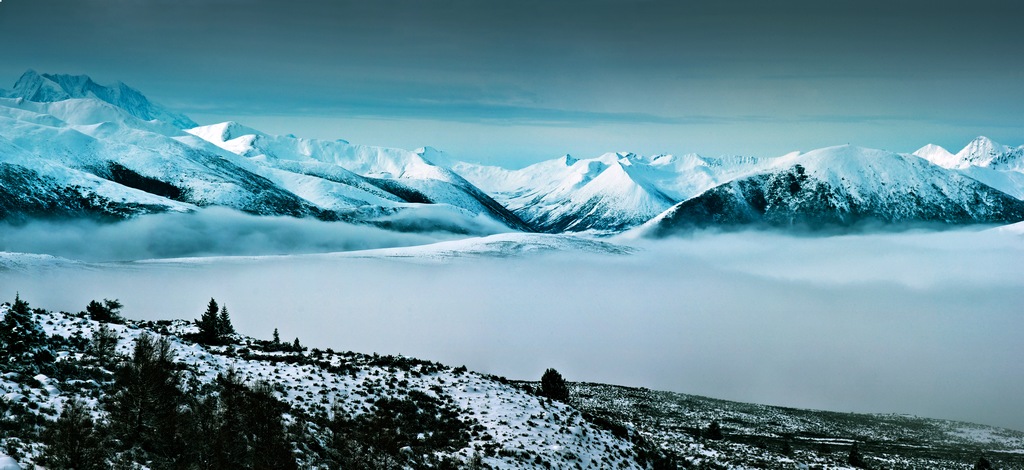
[0, 300, 654, 469]
[2, 299, 1021, 469]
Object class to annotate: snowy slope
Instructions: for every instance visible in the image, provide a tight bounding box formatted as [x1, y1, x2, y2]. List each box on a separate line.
[914, 137, 1024, 199]
[0, 94, 323, 219]
[189, 122, 532, 231]
[4, 303, 1022, 469]
[0, 72, 522, 233]
[0, 132, 194, 221]
[0, 304, 650, 469]
[441, 149, 772, 233]
[644, 145, 1024, 235]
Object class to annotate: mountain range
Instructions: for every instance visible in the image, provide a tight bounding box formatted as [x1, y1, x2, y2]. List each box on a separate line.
[2, 70, 1023, 235]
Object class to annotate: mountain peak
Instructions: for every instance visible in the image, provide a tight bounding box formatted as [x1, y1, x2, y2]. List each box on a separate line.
[913, 143, 959, 169]
[5, 70, 197, 129]
[10, 69, 69, 102]
[956, 136, 1011, 167]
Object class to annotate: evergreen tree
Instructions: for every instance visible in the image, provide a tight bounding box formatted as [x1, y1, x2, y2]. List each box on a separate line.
[272, 328, 281, 345]
[43, 399, 108, 470]
[539, 368, 569, 402]
[105, 333, 185, 464]
[0, 294, 49, 372]
[705, 421, 724, 440]
[847, 442, 867, 468]
[974, 456, 993, 470]
[292, 337, 302, 353]
[85, 298, 124, 323]
[213, 370, 251, 469]
[90, 324, 119, 366]
[248, 381, 298, 470]
[197, 298, 221, 345]
[217, 305, 235, 337]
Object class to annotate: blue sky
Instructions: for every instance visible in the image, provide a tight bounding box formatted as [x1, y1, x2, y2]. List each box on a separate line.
[1, 0, 1022, 167]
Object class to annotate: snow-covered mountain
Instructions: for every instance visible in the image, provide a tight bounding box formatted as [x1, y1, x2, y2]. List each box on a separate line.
[642, 145, 1024, 235]
[0, 72, 527, 234]
[440, 149, 770, 233]
[188, 121, 531, 232]
[914, 137, 1024, 199]
[0, 94, 325, 220]
[4, 70, 197, 129]
[2, 70, 1022, 237]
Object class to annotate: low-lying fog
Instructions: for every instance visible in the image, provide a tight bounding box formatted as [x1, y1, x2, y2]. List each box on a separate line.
[3, 218, 1023, 431]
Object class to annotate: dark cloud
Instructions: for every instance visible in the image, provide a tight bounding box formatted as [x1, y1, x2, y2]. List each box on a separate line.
[1, 0, 1022, 161]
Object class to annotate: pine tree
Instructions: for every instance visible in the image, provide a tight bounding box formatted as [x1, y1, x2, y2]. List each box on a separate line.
[272, 328, 281, 347]
[539, 368, 569, 402]
[705, 421, 724, 440]
[105, 333, 185, 462]
[85, 298, 124, 323]
[218, 305, 235, 337]
[197, 298, 221, 345]
[847, 442, 867, 468]
[292, 337, 302, 353]
[974, 456, 994, 469]
[43, 399, 108, 470]
[214, 370, 251, 468]
[90, 324, 119, 366]
[248, 381, 298, 470]
[0, 294, 48, 371]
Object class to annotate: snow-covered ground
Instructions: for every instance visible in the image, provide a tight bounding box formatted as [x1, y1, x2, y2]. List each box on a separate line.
[0, 304, 648, 469]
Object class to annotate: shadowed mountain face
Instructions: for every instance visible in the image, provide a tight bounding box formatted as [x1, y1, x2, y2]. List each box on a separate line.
[6, 70, 198, 129]
[644, 147, 1024, 236]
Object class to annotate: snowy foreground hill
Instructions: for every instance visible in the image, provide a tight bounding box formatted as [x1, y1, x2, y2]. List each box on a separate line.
[2, 70, 1024, 235]
[1, 300, 1022, 469]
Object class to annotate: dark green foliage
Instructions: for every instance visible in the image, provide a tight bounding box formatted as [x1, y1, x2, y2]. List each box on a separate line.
[540, 368, 569, 402]
[107, 162, 184, 201]
[104, 333, 185, 465]
[704, 421, 724, 440]
[195, 298, 234, 345]
[187, 371, 296, 470]
[217, 305, 235, 337]
[847, 443, 868, 468]
[272, 328, 280, 345]
[781, 439, 794, 456]
[85, 299, 124, 323]
[196, 298, 221, 345]
[0, 294, 50, 373]
[329, 390, 471, 468]
[42, 399, 108, 469]
[974, 456, 994, 469]
[90, 324, 119, 366]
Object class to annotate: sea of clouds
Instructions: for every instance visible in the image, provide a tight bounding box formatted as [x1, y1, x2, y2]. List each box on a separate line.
[2, 215, 1023, 431]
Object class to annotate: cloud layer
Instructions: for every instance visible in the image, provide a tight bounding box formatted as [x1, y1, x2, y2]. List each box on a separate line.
[3, 227, 1023, 431]
[0, 208, 446, 261]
